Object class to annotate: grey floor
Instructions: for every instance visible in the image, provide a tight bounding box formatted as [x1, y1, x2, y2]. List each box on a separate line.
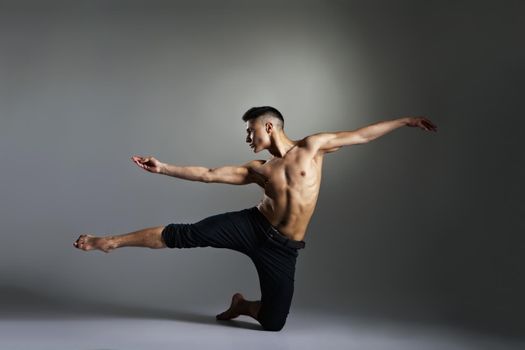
[1, 302, 523, 350]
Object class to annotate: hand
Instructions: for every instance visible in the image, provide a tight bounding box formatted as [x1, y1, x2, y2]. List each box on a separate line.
[406, 116, 437, 132]
[131, 155, 164, 174]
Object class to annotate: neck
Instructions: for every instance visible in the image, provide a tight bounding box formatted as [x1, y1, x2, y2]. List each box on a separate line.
[268, 131, 296, 158]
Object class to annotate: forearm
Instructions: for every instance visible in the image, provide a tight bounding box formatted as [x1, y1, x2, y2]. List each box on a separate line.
[159, 163, 209, 182]
[355, 117, 410, 142]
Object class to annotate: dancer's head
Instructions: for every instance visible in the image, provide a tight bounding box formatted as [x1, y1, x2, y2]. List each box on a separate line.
[242, 106, 285, 153]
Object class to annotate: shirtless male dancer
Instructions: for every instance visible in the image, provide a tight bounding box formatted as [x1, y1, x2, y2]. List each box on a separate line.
[73, 106, 437, 331]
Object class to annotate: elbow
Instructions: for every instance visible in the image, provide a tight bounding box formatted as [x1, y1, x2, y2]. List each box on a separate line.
[347, 132, 369, 145]
[360, 136, 371, 144]
[355, 131, 371, 144]
[201, 169, 214, 183]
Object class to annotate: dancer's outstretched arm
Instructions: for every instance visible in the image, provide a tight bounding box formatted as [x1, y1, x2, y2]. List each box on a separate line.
[307, 116, 437, 154]
[131, 155, 264, 185]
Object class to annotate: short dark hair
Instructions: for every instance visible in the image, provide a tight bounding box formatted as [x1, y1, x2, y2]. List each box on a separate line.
[241, 106, 284, 129]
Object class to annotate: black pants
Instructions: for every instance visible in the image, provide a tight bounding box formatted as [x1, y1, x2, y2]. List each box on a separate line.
[161, 206, 305, 331]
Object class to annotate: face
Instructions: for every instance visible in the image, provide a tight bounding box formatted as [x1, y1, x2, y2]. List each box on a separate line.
[246, 119, 272, 153]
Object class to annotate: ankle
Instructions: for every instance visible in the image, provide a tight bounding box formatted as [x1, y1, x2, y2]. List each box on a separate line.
[249, 301, 261, 319]
[106, 236, 119, 249]
[238, 299, 260, 318]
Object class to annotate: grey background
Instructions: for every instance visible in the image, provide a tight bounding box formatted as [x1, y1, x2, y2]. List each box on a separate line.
[1, 0, 523, 338]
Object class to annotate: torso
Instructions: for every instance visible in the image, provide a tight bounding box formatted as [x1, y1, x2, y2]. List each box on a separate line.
[249, 139, 324, 241]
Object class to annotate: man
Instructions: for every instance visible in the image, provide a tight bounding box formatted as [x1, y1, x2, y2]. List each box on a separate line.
[73, 106, 437, 331]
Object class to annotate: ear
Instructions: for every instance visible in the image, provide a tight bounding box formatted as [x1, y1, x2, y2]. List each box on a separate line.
[265, 121, 274, 134]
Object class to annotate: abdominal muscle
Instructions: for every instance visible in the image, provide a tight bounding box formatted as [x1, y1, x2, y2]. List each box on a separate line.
[257, 198, 315, 241]
[255, 156, 322, 242]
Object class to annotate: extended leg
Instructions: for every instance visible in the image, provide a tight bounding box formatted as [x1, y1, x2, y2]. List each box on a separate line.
[73, 226, 167, 253]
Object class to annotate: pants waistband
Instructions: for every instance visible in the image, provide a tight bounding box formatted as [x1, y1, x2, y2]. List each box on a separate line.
[249, 207, 306, 250]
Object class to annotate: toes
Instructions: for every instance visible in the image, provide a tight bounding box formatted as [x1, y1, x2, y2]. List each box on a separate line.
[216, 311, 231, 320]
[74, 235, 94, 251]
[75, 235, 86, 243]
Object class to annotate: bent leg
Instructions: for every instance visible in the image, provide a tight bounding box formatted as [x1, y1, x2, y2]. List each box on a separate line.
[256, 279, 295, 331]
[215, 251, 297, 331]
[216, 276, 294, 331]
[252, 243, 299, 331]
[73, 226, 167, 253]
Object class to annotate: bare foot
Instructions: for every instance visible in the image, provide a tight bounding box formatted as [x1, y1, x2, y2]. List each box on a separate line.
[73, 234, 114, 253]
[216, 293, 244, 321]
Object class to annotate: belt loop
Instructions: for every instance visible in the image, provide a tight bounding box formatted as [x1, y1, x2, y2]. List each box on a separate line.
[265, 224, 305, 249]
[266, 225, 281, 243]
[266, 225, 275, 239]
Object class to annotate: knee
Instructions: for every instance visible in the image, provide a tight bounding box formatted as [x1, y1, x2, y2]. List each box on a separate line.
[161, 223, 196, 249]
[260, 317, 287, 332]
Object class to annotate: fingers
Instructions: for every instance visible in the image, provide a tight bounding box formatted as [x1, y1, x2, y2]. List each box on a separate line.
[416, 117, 437, 132]
[131, 155, 156, 172]
[131, 156, 147, 170]
[136, 161, 148, 170]
[131, 156, 152, 165]
[131, 156, 142, 165]
[131, 155, 148, 163]
[131, 156, 142, 166]
[422, 118, 437, 132]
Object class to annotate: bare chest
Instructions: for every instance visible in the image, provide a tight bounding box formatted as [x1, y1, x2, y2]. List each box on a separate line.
[251, 153, 321, 192]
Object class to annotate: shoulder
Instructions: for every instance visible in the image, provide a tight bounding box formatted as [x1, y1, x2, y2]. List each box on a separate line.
[300, 133, 344, 156]
[301, 133, 331, 151]
[243, 159, 267, 168]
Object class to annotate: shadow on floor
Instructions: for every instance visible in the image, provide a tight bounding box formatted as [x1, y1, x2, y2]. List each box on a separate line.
[0, 285, 262, 331]
[78, 302, 263, 331]
[2, 285, 523, 338]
